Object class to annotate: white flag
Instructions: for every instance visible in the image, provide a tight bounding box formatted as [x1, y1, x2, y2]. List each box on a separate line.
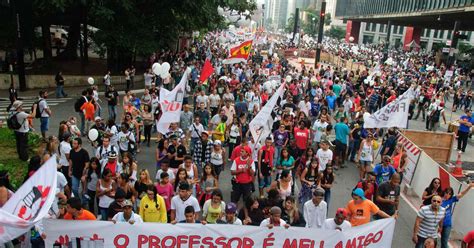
[156, 70, 189, 134]
[249, 84, 285, 144]
[0, 156, 58, 243]
[364, 87, 415, 129]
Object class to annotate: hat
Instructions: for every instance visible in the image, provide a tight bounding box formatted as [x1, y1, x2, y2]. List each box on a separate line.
[336, 208, 348, 218]
[213, 140, 222, 146]
[123, 199, 133, 207]
[108, 151, 118, 159]
[352, 188, 366, 200]
[242, 146, 252, 155]
[11, 100, 23, 111]
[201, 131, 209, 137]
[225, 202, 237, 214]
[269, 206, 282, 215]
[94, 116, 102, 121]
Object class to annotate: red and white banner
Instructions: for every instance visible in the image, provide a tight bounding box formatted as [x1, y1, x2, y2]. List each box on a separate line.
[396, 132, 421, 185]
[156, 70, 190, 134]
[44, 218, 395, 247]
[0, 156, 58, 243]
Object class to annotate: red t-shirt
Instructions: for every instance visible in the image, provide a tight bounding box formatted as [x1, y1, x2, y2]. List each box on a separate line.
[464, 230, 474, 248]
[356, 182, 375, 201]
[386, 95, 397, 104]
[294, 127, 309, 150]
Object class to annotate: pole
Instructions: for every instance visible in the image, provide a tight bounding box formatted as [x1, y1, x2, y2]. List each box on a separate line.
[383, 20, 392, 63]
[448, 21, 461, 67]
[315, 0, 326, 67]
[291, 8, 300, 46]
[11, 0, 27, 91]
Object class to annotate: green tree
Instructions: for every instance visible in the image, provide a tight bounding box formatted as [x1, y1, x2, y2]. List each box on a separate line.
[325, 26, 345, 40]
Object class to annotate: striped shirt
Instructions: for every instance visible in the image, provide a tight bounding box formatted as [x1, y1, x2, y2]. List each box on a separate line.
[417, 205, 446, 238]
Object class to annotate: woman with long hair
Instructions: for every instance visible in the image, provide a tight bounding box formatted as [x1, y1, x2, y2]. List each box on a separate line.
[282, 196, 305, 227]
[356, 133, 375, 180]
[174, 168, 189, 193]
[238, 195, 265, 226]
[84, 157, 101, 214]
[198, 164, 218, 206]
[155, 139, 168, 170]
[210, 140, 226, 178]
[422, 177, 443, 206]
[120, 152, 138, 185]
[299, 158, 321, 206]
[134, 169, 153, 211]
[96, 168, 116, 220]
[142, 104, 154, 147]
[320, 166, 335, 208]
[139, 184, 167, 223]
[117, 173, 135, 203]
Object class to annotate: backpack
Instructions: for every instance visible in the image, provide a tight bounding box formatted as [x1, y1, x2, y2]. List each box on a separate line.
[99, 145, 116, 159]
[7, 112, 22, 130]
[34, 99, 44, 118]
[431, 108, 441, 122]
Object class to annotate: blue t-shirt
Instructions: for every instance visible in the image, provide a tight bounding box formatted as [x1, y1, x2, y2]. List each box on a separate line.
[459, 115, 474, 133]
[334, 122, 350, 144]
[373, 164, 396, 185]
[441, 196, 458, 227]
[326, 95, 337, 110]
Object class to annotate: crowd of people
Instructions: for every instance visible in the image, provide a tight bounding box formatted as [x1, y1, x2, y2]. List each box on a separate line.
[2, 33, 474, 248]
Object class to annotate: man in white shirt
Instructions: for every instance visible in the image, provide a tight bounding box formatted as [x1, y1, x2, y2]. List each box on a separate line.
[170, 182, 201, 223]
[195, 89, 209, 110]
[304, 187, 327, 229]
[312, 116, 328, 145]
[298, 96, 311, 117]
[323, 208, 352, 231]
[112, 200, 143, 224]
[260, 206, 290, 229]
[59, 132, 72, 182]
[96, 136, 118, 168]
[38, 90, 52, 139]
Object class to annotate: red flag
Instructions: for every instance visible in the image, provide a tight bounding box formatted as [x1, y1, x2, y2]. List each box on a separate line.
[199, 58, 214, 83]
[223, 40, 253, 64]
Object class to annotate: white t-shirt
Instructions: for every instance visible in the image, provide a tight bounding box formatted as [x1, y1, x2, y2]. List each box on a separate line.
[196, 95, 209, 108]
[112, 212, 143, 224]
[209, 94, 221, 108]
[13, 111, 29, 133]
[56, 171, 68, 193]
[39, 99, 50, 118]
[312, 120, 328, 143]
[106, 125, 119, 146]
[323, 218, 351, 231]
[171, 195, 201, 222]
[156, 168, 176, 181]
[259, 218, 287, 227]
[298, 101, 310, 116]
[118, 131, 135, 151]
[59, 141, 71, 166]
[189, 123, 204, 139]
[316, 149, 333, 172]
[343, 99, 353, 114]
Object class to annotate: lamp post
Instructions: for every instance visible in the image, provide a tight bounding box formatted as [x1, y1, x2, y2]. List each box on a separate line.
[315, 0, 326, 68]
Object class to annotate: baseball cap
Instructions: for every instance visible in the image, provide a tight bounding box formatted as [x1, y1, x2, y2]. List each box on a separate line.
[336, 208, 348, 218]
[123, 199, 133, 207]
[352, 188, 366, 200]
[213, 140, 222, 146]
[94, 116, 102, 121]
[225, 202, 237, 214]
[11, 100, 23, 111]
[242, 146, 252, 155]
[108, 151, 118, 159]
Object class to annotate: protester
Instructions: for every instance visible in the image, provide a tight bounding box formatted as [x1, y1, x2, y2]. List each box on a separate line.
[260, 206, 290, 229]
[323, 208, 351, 231]
[112, 199, 143, 224]
[303, 187, 327, 229]
[63, 197, 96, 220]
[346, 188, 394, 227]
[139, 184, 167, 223]
[413, 195, 446, 248]
[170, 182, 200, 223]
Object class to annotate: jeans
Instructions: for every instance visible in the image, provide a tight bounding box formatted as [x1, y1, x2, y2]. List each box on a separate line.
[71, 176, 81, 199]
[415, 236, 437, 248]
[274, 146, 283, 167]
[14, 131, 29, 161]
[56, 85, 66, 98]
[144, 124, 152, 144]
[78, 111, 86, 135]
[190, 137, 199, 155]
[440, 226, 451, 248]
[324, 188, 331, 210]
[457, 130, 469, 152]
[99, 207, 108, 220]
[108, 105, 117, 122]
[349, 139, 361, 161]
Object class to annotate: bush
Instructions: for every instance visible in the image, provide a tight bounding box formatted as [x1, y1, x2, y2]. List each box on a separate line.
[0, 128, 41, 189]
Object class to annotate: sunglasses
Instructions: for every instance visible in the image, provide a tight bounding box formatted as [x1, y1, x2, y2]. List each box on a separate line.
[432, 200, 441, 203]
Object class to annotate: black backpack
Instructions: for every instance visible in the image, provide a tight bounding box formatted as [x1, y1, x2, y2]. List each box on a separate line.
[7, 112, 23, 130]
[74, 97, 84, 112]
[34, 99, 44, 118]
[431, 108, 441, 122]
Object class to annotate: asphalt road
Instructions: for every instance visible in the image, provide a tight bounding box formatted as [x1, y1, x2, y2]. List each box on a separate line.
[34, 92, 472, 248]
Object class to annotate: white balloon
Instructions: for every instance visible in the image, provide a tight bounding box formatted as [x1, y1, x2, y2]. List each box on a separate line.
[160, 72, 170, 79]
[88, 129, 99, 141]
[152, 63, 162, 75]
[349, 36, 355, 42]
[217, 6, 225, 15]
[87, 77, 94, 85]
[285, 75, 292, 82]
[162, 62, 171, 74]
[273, 53, 278, 58]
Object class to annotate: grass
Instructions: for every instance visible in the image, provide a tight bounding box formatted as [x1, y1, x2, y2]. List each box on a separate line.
[0, 128, 41, 189]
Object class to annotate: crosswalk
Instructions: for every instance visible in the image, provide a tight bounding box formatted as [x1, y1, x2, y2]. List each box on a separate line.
[0, 98, 72, 120]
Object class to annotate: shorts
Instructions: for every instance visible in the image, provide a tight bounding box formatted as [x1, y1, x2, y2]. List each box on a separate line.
[259, 175, 272, 188]
[335, 140, 347, 156]
[40, 117, 49, 132]
[359, 160, 372, 167]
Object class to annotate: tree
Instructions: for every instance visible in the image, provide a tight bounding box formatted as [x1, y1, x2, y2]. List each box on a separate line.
[325, 26, 345, 40]
[285, 14, 296, 33]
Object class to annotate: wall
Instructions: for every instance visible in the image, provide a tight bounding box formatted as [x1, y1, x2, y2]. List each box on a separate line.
[0, 74, 144, 90]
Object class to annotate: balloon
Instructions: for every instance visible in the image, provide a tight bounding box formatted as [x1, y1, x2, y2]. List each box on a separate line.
[349, 36, 355, 42]
[152, 63, 162, 75]
[160, 72, 170, 79]
[88, 129, 99, 142]
[87, 77, 94, 85]
[161, 62, 171, 74]
[273, 53, 278, 58]
[285, 75, 292, 83]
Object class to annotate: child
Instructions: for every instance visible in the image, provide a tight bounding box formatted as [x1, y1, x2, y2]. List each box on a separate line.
[80, 96, 95, 132]
[173, 168, 189, 193]
[198, 164, 218, 206]
[155, 172, 174, 217]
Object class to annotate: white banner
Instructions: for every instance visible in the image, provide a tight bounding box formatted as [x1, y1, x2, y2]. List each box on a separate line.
[0, 156, 58, 243]
[364, 87, 415, 129]
[44, 218, 395, 247]
[156, 70, 189, 134]
[249, 84, 285, 144]
[396, 131, 421, 185]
